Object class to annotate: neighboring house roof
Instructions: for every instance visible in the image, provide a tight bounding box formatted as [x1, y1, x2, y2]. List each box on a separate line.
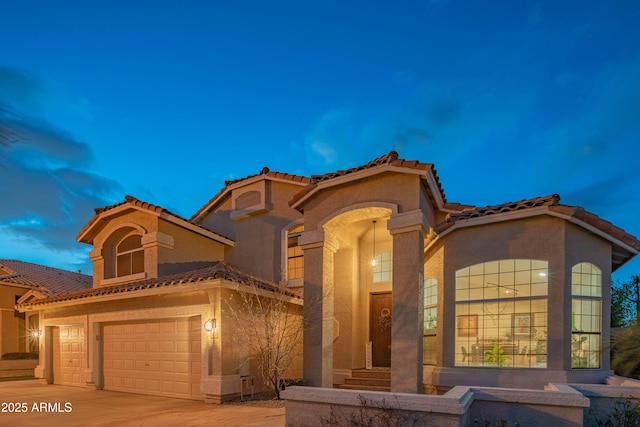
[288, 151, 453, 211]
[190, 167, 310, 222]
[430, 194, 640, 271]
[17, 261, 302, 310]
[77, 195, 234, 246]
[0, 259, 92, 297]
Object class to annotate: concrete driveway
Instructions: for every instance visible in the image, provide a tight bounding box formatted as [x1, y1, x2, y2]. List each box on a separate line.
[0, 380, 285, 427]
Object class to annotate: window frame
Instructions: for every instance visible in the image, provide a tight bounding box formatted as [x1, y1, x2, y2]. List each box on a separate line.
[115, 233, 144, 278]
[454, 259, 549, 369]
[285, 223, 304, 285]
[571, 262, 602, 369]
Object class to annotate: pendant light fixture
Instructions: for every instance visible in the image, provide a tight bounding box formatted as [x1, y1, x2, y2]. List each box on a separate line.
[371, 220, 377, 267]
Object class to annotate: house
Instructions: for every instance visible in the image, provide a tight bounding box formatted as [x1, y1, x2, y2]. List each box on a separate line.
[17, 176, 306, 403]
[17, 151, 640, 402]
[0, 260, 92, 356]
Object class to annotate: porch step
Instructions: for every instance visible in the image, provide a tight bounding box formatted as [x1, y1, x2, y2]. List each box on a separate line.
[338, 369, 391, 392]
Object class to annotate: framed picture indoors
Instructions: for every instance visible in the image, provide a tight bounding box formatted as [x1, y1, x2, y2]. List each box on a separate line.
[513, 313, 533, 336]
[458, 314, 478, 337]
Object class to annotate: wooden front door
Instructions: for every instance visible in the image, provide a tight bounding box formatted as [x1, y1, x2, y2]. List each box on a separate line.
[370, 292, 392, 367]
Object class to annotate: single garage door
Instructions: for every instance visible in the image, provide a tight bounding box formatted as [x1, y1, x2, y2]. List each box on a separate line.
[103, 317, 202, 399]
[52, 325, 85, 386]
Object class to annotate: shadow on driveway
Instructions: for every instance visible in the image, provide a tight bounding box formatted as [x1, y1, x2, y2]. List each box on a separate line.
[0, 380, 284, 427]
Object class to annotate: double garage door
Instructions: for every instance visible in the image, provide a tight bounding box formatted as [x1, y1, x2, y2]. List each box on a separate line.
[103, 317, 202, 400]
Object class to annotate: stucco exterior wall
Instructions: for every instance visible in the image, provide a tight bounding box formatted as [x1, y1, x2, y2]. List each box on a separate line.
[0, 284, 27, 355]
[89, 210, 159, 286]
[32, 280, 302, 403]
[301, 173, 424, 231]
[428, 215, 614, 389]
[199, 180, 304, 283]
[157, 219, 225, 276]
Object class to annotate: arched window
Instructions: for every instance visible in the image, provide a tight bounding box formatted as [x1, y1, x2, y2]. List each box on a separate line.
[455, 259, 548, 368]
[287, 224, 304, 281]
[423, 278, 438, 365]
[571, 262, 602, 369]
[116, 234, 144, 277]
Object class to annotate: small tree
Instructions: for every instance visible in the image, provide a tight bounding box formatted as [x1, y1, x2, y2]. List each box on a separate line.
[225, 279, 303, 399]
[611, 276, 640, 327]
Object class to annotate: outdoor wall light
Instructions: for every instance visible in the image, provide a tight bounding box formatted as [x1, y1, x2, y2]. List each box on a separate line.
[31, 330, 42, 338]
[204, 318, 216, 332]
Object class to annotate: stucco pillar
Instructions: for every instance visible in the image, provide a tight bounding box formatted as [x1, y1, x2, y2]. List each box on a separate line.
[300, 229, 338, 388]
[388, 210, 429, 393]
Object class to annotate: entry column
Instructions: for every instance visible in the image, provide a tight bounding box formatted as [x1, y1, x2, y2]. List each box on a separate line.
[388, 210, 428, 393]
[300, 229, 338, 388]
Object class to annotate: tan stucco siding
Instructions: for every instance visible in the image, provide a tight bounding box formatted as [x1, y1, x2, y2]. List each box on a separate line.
[90, 210, 159, 286]
[0, 284, 28, 354]
[438, 216, 566, 368]
[199, 181, 304, 283]
[41, 292, 210, 320]
[157, 219, 225, 276]
[419, 180, 439, 227]
[92, 210, 159, 249]
[302, 173, 422, 230]
[441, 216, 566, 273]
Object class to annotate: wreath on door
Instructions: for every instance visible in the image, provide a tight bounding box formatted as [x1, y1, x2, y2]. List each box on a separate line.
[378, 308, 392, 332]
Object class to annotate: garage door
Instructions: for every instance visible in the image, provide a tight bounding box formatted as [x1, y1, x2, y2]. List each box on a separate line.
[52, 325, 85, 386]
[103, 317, 202, 399]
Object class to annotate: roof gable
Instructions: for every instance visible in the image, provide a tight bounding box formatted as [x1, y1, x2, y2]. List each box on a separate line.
[77, 195, 233, 246]
[190, 167, 309, 222]
[288, 151, 449, 211]
[429, 194, 640, 271]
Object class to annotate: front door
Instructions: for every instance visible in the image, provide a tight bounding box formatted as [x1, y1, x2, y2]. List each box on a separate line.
[370, 292, 392, 367]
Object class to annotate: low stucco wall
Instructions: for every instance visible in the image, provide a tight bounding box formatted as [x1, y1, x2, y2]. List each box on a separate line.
[282, 383, 598, 426]
[0, 359, 37, 378]
[470, 384, 588, 427]
[282, 386, 470, 426]
[571, 377, 640, 427]
[284, 379, 640, 426]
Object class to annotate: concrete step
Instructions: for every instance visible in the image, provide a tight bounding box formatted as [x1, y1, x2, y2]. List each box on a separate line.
[337, 369, 392, 392]
[343, 377, 391, 387]
[338, 383, 391, 392]
[350, 369, 391, 380]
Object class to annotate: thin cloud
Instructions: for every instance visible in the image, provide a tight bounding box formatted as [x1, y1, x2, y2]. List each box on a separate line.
[0, 67, 121, 272]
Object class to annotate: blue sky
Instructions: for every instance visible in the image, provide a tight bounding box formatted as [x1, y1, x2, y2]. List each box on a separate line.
[1, 0, 639, 281]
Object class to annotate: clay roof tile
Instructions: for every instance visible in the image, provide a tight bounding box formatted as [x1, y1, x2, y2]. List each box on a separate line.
[0, 259, 92, 297]
[17, 262, 301, 308]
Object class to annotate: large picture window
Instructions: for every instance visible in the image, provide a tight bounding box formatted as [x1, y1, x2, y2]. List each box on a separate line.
[571, 262, 602, 369]
[455, 259, 548, 368]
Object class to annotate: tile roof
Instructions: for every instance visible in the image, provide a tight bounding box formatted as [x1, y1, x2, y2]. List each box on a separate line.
[0, 259, 92, 297]
[438, 194, 561, 231]
[18, 261, 302, 309]
[289, 151, 447, 208]
[224, 167, 310, 187]
[77, 195, 233, 243]
[432, 194, 640, 254]
[548, 204, 640, 252]
[190, 167, 310, 222]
